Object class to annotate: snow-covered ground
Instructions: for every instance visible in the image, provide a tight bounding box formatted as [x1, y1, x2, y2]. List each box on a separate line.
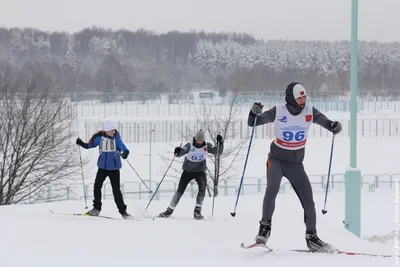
[1, 190, 396, 267]
[2, 135, 399, 267]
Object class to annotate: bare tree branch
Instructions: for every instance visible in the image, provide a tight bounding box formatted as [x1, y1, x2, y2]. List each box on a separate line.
[156, 91, 251, 198]
[0, 69, 81, 205]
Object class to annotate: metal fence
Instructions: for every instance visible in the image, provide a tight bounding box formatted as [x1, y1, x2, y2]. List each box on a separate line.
[76, 118, 400, 143]
[69, 100, 400, 118]
[22, 173, 400, 204]
[66, 89, 400, 105]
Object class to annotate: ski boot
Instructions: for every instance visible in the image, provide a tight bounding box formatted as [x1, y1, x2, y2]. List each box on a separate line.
[121, 211, 133, 220]
[159, 207, 174, 218]
[255, 220, 271, 244]
[305, 232, 335, 253]
[194, 206, 204, 220]
[86, 208, 100, 216]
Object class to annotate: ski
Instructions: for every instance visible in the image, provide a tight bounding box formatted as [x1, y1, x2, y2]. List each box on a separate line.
[333, 250, 393, 258]
[50, 210, 116, 220]
[153, 216, 211, 221]
[240, 242, 393, 258]
[240, 242, 273, 251]
[50, 210, 150, 221]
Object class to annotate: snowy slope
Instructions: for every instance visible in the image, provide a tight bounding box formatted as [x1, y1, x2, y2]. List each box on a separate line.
[1, 191, 395, 267]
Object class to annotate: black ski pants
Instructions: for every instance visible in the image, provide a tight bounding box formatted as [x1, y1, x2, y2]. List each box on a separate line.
[92, 168, 127, 214]
[169, 170, 207, 209]
[262, 157, 317, 234]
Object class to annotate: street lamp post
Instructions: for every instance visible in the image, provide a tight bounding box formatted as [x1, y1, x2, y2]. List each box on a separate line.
[344, 0, 361, 238]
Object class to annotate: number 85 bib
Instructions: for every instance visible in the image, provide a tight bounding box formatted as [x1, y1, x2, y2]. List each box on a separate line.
[273, 104, 313, 150]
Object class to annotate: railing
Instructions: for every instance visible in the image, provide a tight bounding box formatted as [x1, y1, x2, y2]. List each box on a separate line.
[69, 100, 400, 118]
[65, 90, 400, 104]
[76, 118, 400, 143]
[22, 173, 400, 204]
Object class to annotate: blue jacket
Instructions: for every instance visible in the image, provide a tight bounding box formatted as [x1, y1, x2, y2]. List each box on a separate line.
[87, 130, 128, 171]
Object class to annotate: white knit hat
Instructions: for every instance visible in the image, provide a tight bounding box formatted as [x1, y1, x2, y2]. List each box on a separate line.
[293, 84, 307, 99]
[103, 121, 115, 131]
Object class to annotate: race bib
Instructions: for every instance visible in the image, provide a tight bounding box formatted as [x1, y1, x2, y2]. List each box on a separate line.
[99, 137, 116, 152]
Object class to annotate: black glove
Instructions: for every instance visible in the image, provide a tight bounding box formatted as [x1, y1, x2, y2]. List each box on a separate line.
[216, 134, 223, 143]
[76, 137, 83, 145]
[121, 150, 129, 159]
[251, 102, 263, 115]
[330, 121, 342, 135]
[174, 147, 182, 156]
[76, 137, 88, 149]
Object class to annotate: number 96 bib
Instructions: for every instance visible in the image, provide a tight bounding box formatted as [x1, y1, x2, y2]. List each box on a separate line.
[273, 104, 312, 150]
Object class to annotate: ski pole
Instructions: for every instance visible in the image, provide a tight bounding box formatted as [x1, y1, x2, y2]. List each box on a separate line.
[322, 134, 336, 214]
[212, 138, 221, 218]
[142, 143, 181, 216]
[230, 116, 257, 217]
[78, 145, 88, 209]
[124, 158, 152, 193]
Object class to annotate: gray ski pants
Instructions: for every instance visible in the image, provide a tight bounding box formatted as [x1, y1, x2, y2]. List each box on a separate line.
[262, 157, 317, 233]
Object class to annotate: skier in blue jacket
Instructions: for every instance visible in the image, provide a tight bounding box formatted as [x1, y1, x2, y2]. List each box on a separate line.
[76, 121, 132, 219]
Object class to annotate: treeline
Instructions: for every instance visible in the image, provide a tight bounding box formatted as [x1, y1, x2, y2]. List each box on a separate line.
[0, 26, 399, 96]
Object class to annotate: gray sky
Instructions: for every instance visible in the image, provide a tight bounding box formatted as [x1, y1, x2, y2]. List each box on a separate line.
[0, 0, 399, 42]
